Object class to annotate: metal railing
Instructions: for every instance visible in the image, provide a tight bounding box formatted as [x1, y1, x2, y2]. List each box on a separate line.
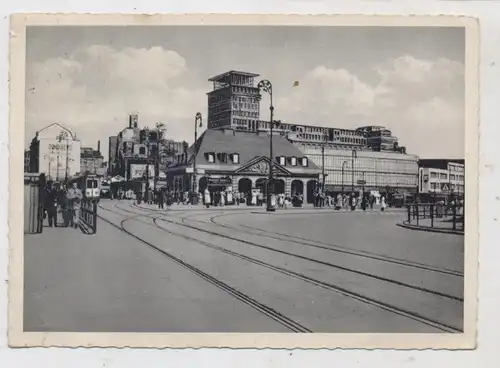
[405, 202, 464, 233]
[24, 173, 45, 234]
[80, 200, 98, 234]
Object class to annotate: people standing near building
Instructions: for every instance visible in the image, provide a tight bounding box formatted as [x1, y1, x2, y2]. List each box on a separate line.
[157, 189, 165, 209]
[350, 194, 357, 211]
[66, 182, 83, 229]
[258, 191, 264, 206]
[380, 196, 387, 212]
[43, 181, 59, 227]
[220, 191, 226, 207]
[336, 193, 342, 210]
[204, 188, 211, 208]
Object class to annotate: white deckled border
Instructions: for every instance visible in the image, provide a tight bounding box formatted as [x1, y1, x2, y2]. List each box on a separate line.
[8, 13, 480, 349]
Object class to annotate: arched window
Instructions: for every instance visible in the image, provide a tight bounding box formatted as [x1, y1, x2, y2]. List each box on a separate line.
[290, 156, 297, 166]
[301, 157, 308, 167]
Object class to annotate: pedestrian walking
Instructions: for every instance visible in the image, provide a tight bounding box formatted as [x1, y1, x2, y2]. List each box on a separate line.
[66, 182, 83, 229]
[157, 189, 165, 209]
[43, 181, 59, 227]
[350, 195, 357, 211]
[204, 188, 211, 208]
[381, 196, 387, 212]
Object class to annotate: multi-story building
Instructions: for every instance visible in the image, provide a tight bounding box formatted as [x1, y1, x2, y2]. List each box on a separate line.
[418, 159, 465, 197]
[80, 141, 104, 175]
[27, 122, 81, 181]
[108, 136, 118, 176]
[207, 71, 261, 131]
[110, 113, 186, 181]
[299, 145, 419, 196]
[24, 150, 30, 172]
[355, 126, 402, 152]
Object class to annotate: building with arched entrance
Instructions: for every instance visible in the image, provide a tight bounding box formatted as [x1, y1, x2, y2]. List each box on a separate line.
[166, 128, 321, 203]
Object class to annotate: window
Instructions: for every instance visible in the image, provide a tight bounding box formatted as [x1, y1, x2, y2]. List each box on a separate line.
[207, 153, 215, 163]
[232, 153, 240, 164]
[139, 147, 146, 155]
[301, 157, 308, 167]
[277, 156, 286, 165]
[290, 156, 297, 166]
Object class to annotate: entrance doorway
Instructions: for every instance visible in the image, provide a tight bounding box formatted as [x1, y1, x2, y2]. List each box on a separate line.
[291, 179, 304, 196]
[307, 179, 319, 204]
[238, 178, 252, 194]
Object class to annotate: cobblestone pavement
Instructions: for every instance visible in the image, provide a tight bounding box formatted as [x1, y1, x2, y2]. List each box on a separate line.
[23, 199, 464, 333]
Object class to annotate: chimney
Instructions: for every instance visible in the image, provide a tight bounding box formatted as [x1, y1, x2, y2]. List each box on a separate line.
[129, 114, 139, 128]
[97, 140, 101, 152]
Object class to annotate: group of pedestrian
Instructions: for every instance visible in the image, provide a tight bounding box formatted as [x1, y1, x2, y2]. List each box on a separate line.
[43, 180, 83, 229]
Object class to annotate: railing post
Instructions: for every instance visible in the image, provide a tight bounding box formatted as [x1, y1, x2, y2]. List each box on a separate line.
[452, 203, 457, 231]
[416, 205, 419, 226]
[93, 201, 98, 234]
[407, 205, 411, 224]
[430, 204, 434, 228]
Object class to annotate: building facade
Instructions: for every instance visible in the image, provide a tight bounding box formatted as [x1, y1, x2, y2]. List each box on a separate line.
[108, 135, 117, 176]
[27, 123, 81, 181]
[167, 128, 321, 202]
[298, 144, 419, 196]
[207, 71, 261, 131]
[80, 141, 104, 175]
[24, 150, 30, 172]
[110, 113, 187, 182]
[418, 159, 465, 197]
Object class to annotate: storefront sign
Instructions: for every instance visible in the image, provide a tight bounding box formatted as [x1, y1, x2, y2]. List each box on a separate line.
[129, 164, 155, 179]
[208, 176, 232, 186]
[48, 143, 73, 152]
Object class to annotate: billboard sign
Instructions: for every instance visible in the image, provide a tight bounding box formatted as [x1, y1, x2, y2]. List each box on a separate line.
[129, 164, 155, 179]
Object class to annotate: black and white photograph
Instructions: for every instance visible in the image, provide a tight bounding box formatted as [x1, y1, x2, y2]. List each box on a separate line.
[8, 14, 479, 349]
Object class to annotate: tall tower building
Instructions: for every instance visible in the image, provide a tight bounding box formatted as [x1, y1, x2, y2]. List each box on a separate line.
[207, 71, 261, 131]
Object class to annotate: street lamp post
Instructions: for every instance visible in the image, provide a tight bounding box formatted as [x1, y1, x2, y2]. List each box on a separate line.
[193, 113, 203, 199]
[154, 122, 165, 195]
[257, 79, 275, 212]
[351, 149, 357, 195]
[144, 127, 150, 203]
[321, 133, 327, 191]
[341, 160, 348, 195]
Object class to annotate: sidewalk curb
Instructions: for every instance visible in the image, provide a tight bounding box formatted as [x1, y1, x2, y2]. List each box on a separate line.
[396, 222, 464, 236]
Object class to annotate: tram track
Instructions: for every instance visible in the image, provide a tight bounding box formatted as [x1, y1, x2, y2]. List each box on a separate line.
[132, 203, 463, 278]
[97, 203, 311, 333]
[207, 213, 464, 277]
[100, 202, 463, 333]
[124, 204, 462, 302]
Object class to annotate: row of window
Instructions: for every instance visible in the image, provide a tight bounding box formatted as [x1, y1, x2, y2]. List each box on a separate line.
[306, 154, 419, 174]
[233, 111, 258, 118]
[429, 183, 465, 191]
[276, 156, 308, 167]
[205, 152, 240, 164]
[232, 86, 257, 94]
[233, 102, 259, 110]
[429, 172, 465, 180]
[209, 93, 230, 103]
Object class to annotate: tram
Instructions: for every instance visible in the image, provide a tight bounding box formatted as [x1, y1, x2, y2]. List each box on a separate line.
[392, 193, 415, 208]
[67, 173, 102, 202]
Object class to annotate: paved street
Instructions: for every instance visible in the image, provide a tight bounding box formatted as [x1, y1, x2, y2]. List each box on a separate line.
[24, 199, 464, 333]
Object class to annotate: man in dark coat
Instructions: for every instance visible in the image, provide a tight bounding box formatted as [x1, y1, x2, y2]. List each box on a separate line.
[44, 181, 59, 227]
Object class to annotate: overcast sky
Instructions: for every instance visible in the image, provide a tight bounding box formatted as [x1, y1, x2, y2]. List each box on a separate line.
[25, 26, 465, 160]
